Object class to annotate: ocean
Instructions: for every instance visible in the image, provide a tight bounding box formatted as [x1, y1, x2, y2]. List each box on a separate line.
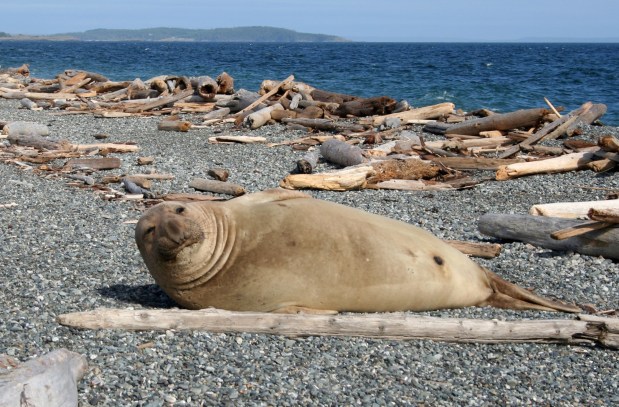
[1, 41, 618, 125]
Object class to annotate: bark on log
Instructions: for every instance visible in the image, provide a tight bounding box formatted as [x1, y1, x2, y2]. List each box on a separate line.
[320, 139, 366, 167]
[445, 108, 547, 136]
[280, 166, 374, 191]
[157, 120, 192, 132]
[56, 308, 619, 349]
[244, 103, 284, 129]
[495, 151, 596, 181]
[529, 199, 619, 218]
[0, 349, 88, 407]
[372, 102, 455, 126]
[478, 213, 619, 260]
[2, 121, 49, 137]
[189, 178, 245, 196]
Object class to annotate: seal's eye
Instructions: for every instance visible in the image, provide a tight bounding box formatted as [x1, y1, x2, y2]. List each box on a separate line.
[175, 206, 185, 214]
[144, 226, 155, 237]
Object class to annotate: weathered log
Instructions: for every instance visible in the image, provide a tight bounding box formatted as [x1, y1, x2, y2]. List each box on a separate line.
[208, 135, 267, 144]
[587, 158, 616, 172]
[126, 78, 153, 100]
[443, 240, 502, 259]
[244, 103, 284, 129]
[8, 134, 67, 151]
[368, 158, 443, 183]
[320, 139, 365, 167]
[2, 121, 49, 137]
[66, 174, 95, 185]
[432, 156, 524, 170]
[566, 103, 607, 136]
[157, 120, 192, 132]
[207, 168, 229, 182]
[428, 136, 512, 152]
[0, 349, 88, 407]
[444, 108, 547, 136]
[270, 109, 297, 121]
[588, 207, 619, 223]
[73, 143, 139, 153]
[423, 122, 452, 135]
[216, 72, 234, 95]
[296, 150, 320, 174]
[334, 96, 397, 118]
[192, 76, 219, 99]
[496, 151, 597, 181]
[19, 97, 39, 110]
[478, 213, 619, 260]
[122, 177, 155, 198]
[0, 89, 88, 100]
[309, 88, 358, 104]
[598, 135, 619, 152]
[372, 102, 455, 126]
[123, 88, 193, 113]
[239, 74, 294, 114]
[56, 308, 619, 349]
[202, 107, 230, 121]
[280, 166, 373, 191]
[216, 89, 263, 113]
[65, 157, 121, 170]
[529, 199, 619, 219]
[189, 178, 245, 196]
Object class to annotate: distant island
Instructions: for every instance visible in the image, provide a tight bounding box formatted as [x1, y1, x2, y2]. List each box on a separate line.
[0, 26, 349, 42]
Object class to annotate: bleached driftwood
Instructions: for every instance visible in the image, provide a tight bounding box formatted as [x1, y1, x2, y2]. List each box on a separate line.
[56, 308, 619, 349]
[280, 165, 373, 191]
[244, 103, 284, 129]
[588, 207, 619, 223]
[296, 150, 320, 174]
[432, 156, 523, 170]
[372, 179, 454, 191]
[443, 240, 502, 258]
[158, 120, 192, 132]
[2, 121, 49, 137]
[0, 349, 88, 407]
[189, 178, 245, 196]
[372, 102, 455, 126]
[598, 135, 619, 152]
[478, 213, 619, 260]
[444, 108, 547, 136]
[495, 151, 597, 180]
[529, 199, 619, 219]
[208, 135, 267, 144]
[73, 143, 139, 153]
[239, 74, 294, 114]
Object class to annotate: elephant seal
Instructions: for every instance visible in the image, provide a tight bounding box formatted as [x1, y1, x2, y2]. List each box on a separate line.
[135, 189, 580, 313]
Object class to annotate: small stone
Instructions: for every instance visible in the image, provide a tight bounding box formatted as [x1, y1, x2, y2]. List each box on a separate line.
[137, 156, 155, 165]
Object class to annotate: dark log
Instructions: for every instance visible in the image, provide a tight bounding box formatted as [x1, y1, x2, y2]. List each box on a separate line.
[445, 108, 547, 136]
[320, 139, 365, 167]
[126, 78, 152, 100]
[333, 96, 397, 118]
[122, 177, 155, 198]
[64, 69, 109, 83]
[123, 88, 193, 113]
[310, 88, 358, 104]
[296, 150, 319, 174]
[216, 89, 263, 113]
[189, 178, 245, 196]
[478, 213, 619, 260]
[423, 122, 451, 135]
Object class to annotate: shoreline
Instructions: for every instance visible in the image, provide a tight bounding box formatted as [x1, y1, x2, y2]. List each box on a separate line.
[1, 97, 618, 405]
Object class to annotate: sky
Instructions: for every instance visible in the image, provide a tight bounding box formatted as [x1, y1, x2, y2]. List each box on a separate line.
[2, 0, 618, 42]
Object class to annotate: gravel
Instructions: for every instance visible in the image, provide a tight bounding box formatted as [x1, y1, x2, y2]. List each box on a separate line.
[0, 98, 618, 406]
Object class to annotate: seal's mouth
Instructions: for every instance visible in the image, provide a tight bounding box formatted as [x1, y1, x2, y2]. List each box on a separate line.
[156, 217, 205, 261]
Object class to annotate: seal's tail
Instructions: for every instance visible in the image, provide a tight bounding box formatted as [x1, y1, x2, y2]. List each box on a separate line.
[482, 268, 581, 313]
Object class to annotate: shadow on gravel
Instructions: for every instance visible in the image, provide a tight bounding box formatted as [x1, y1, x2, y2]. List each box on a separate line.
[98, 284, 176, 308]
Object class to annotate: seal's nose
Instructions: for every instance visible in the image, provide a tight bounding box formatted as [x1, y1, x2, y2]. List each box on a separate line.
[162, 217, 185, 245]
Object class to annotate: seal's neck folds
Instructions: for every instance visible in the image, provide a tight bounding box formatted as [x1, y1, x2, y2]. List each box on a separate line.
[171, 206, 236, 290]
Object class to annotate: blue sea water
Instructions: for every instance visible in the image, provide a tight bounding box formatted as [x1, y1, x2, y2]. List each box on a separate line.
[1, 41, 618, 125]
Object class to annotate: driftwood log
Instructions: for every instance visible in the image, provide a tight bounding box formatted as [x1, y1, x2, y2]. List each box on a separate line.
[445, 108, 547, 136]
[529, 199, 619, 218]
[280, 166, 373, 191]
[56, 309, 619, 349]
[478, 213, 619, 260]
[296, 150, 320, 174]
[320, 139, 366, 167]
[0, 349, 88, 407]
[189, 178, 245, 196]
[496, 151, 597, 180]
[372, 102, 455, 126]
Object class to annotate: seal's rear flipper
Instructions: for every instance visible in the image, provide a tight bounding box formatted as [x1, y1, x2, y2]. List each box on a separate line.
[233, 188, 310, 205]
[482, 268, 581, 313]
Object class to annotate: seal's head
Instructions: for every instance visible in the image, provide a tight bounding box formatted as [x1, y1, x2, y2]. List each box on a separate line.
[135, 202, 216, 288]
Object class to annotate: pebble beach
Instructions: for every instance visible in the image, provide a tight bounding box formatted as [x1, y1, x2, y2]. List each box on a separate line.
[1, 97, 618, 405]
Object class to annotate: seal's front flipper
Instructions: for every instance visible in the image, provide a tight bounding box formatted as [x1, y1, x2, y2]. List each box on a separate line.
[270, 305, 339, 315]
[232, 188, 310, 205]
[481, 268, 581, 313]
